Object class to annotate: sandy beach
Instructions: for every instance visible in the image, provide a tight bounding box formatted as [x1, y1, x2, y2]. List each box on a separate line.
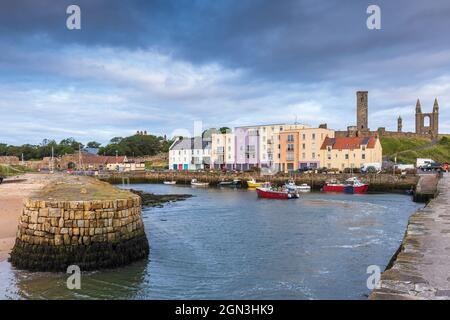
[0, 173, 51, 262]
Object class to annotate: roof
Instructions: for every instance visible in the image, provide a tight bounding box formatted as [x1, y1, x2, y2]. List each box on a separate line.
[320, 136, 377, 150]
[170, 137, 211, 150]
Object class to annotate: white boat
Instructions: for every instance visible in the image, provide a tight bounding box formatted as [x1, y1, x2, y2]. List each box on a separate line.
[191, 179, 209, 187]
[285, 180, 311, 192]
[163, 181, 176, 185]
[297, 183, 311, 192]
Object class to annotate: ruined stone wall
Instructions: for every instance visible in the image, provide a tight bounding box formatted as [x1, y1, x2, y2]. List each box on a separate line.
[10, 196, 149, 271]
[0, 156, 20, 165]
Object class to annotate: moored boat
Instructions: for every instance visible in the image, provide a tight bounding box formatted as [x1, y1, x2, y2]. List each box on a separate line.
[285, 180, 311, 192]
[163, 181, 176, 185]
[218, 179, 241, 187]
[323, 177, 368, 194]
[256, 187, 300, 199]
[246, 179, 262, 188]
[191, 179, 209, 187]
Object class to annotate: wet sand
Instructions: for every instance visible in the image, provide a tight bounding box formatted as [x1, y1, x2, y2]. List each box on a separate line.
[0, 174, 51, 261]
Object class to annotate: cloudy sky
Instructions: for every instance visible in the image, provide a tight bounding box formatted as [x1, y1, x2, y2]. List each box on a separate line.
[1, 0, 449, 145]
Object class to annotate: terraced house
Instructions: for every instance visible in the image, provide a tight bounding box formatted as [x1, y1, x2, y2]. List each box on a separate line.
[278, 127, 335, 172]
[233, 123, 308, 171]
[169, 137, 211, 170]
[211, 132, 235, 170]
[319, 136, 382, 170]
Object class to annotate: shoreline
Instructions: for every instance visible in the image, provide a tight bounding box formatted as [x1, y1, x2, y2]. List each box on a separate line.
[0, 174, 52, 262]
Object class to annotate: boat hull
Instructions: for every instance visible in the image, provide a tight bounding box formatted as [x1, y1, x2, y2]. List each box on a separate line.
[247, 181, 262, 188]
[256, 188, 298, 199]
[323, 184, 368, 193]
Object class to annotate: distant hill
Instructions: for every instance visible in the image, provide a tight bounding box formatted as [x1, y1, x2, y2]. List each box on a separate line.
[380, 136, 450, 164]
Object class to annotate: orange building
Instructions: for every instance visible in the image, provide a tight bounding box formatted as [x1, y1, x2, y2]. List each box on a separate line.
[278, 128, 335, 172]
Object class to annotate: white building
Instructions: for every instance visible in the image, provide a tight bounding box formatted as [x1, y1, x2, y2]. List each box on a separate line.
[169, 137, 211, 170]
[211, 132, 235, 170]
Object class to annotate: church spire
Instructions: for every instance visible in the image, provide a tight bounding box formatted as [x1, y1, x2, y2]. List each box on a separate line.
[416, 99, 422, 113]
[433, 98, 439, 112]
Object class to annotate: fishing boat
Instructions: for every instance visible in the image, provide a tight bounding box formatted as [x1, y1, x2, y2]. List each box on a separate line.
[322, 177, 368, 194]
[218, 179, 241, 187]
[191, 179, 209, 187]
[163, 181, 176, 185]
[256, 184, 300, 200]
[285, 180, 311, 192]
[247, 179, 263, 188]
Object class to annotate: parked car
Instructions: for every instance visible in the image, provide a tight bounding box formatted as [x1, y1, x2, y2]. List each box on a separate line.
[420, 162, 443, 172]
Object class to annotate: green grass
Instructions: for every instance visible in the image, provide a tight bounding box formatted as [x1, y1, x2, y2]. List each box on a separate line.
[0, 164, 35, 177]
[380, 136, 432, 156]
[395, 137, 450, 164]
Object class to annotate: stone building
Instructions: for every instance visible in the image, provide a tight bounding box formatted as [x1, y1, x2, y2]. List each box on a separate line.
[336, 91, 440, 140]
[415, 98, 439, 136]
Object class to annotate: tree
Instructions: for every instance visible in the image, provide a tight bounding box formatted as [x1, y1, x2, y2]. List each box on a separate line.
[219, 127, 231, 134]
[86, 141, 101, 148]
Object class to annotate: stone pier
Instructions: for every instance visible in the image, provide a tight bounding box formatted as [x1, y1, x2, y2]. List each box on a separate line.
[9, 176, 149, 272]
[370, 173, 450, 299]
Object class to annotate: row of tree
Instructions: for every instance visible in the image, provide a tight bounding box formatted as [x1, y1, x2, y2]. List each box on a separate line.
[0, 134, 172, 160]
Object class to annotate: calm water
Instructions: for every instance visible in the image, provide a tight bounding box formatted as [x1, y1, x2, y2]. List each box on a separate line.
[0, 184, 423, 300]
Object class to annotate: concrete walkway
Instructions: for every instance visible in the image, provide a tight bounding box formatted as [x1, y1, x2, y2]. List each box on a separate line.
[370, 173, 450, 299]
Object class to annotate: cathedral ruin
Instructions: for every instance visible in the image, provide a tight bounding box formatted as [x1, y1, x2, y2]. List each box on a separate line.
[336, 91, 440, 140]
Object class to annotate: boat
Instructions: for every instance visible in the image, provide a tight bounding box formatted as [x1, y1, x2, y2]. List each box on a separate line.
[163, 181, 176, 185]
[322, 177, 368, 194]
[247, 179, 264, 188]
[285, 180, 311, 192]
[218, 179, 241, 187]
[256, 184, 300, 200]
[297, 183, 311, 192]
[191, 179, 209, 187]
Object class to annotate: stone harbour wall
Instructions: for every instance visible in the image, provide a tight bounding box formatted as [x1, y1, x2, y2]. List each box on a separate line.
[10, 196, 149, 271]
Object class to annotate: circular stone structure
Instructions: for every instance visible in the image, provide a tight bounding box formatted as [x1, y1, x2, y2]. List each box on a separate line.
[9, 177, 149, 271]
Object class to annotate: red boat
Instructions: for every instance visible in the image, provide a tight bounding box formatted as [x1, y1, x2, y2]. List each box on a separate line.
[323, 177, 369, 194]
[256, 186, 300, 199]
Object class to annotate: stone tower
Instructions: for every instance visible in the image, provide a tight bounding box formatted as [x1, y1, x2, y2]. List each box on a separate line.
[357, 91, 369, 131]
[397, 116, 402, 132]
[415, 98, 439, 137]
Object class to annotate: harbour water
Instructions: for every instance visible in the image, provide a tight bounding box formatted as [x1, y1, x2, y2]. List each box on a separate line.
[0, 184, 423, 299]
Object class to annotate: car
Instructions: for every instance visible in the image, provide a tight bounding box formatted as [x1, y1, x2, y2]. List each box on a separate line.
[420, 162, 443, 172]
[0, 176, 3, 184]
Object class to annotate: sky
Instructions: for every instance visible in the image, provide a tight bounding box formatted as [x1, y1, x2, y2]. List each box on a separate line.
[0, 0, 449, 145]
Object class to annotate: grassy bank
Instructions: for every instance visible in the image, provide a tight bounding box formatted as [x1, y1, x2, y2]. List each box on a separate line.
[381, 136, 450, 163]
[380, 137, 431, 156]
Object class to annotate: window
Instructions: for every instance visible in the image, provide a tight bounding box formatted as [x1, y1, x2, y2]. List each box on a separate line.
[302, 134, 306, 140]
[302, 143, 306, 149]
[362, 145, 366, 151]
[287, 153, 294, 161]
[228, 138, 231, 143]
[312, 152, 315, 159]
[287, 134, 294, 142]
[327, 146, 331, 152]
[327, 154, 331, 160]
[302, 152, 306, 159]
[362, 154, 366, 160]
[287, 143, 294, 151]
[312, 133, 316, 140]
[345, 154, 349, 160]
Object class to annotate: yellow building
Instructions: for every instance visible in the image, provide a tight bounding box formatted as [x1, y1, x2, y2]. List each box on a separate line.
[278, 127, 335, 172]
[319, 136, 382, 171]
